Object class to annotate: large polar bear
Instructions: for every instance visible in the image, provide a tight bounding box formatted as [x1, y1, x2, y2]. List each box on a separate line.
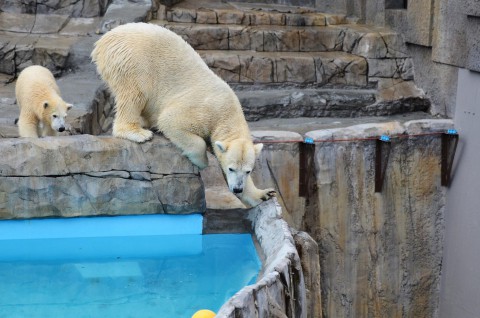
[91, 22, 276, 207]
[15, 65, 72, 138]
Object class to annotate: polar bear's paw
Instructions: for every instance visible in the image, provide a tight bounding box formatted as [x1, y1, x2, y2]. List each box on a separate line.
[238, 187, 277, 207]
[113, 126, 153, 143]
[260, 188, 277, 201]
[186, 152, 209, 170]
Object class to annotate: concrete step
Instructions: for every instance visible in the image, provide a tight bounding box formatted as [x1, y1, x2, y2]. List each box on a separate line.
[231, 84, 429, 121]
[158, 2, 348, 27]
[151, 20, 413, 86]
[248, 112, 437, 135]
[196, 50, 368, 86]
[236, 85, 376, 120]
[151, 20, 407, 58]
[152, 20, 345, 52]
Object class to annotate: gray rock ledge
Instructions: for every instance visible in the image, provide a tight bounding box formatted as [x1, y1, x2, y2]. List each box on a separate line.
[216, 199, 307, 318]
[0, 134, 205, 219]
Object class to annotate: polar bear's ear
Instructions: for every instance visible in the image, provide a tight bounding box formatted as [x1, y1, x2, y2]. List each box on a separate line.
[254, 143, 263, 157]
[66, 103, 73, 111]
[214, 141, 227, 153]
[43, 101, 49, 109]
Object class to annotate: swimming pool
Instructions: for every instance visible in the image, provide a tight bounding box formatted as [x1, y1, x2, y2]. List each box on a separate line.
[0, 215, 261, 318]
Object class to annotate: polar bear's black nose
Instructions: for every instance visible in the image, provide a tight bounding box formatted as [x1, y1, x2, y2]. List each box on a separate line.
[58, 127, 65, 132]
[233, 188, 243, 194]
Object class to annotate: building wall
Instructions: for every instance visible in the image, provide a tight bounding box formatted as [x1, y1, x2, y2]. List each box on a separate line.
[386, 0, 480, 118]
[439, 69, 480, 318]
[303, 121, 449, 318]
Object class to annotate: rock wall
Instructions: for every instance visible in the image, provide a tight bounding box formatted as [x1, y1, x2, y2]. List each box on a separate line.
[299, 119, 452, 317]
[217, 117, 451, 317]
[216, 200, 307, 318]
[251, 131, 306, 229]
[0, 135, 205, 219]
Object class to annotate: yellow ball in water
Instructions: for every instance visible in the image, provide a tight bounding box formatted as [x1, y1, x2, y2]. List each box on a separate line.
[192, 309, 216, 318]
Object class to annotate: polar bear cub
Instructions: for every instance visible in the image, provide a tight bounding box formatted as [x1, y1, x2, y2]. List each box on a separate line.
[15, 65, 72, 138]
[91, 22, 276, 207]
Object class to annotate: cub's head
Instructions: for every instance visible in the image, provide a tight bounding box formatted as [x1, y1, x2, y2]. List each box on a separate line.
[42, 100, 73, 133]
[214, 139, 263, 194]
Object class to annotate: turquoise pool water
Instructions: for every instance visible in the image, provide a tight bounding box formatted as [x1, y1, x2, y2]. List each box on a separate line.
[0, 215, 261, 318]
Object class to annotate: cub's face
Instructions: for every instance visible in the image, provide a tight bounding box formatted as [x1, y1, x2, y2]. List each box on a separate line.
[214, 139, 263, 194]
[43, 101, 73, 132]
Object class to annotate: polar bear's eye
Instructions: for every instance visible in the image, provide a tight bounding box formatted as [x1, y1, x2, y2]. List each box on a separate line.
[53, 115, 58, 118]
[246, 170, 251, 174]
[228, 168, 234, 172]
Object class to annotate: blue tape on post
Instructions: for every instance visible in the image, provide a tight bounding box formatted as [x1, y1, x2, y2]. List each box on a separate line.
[379, 135, 391, 142]
[304, 137, 314, 144]
[446, 129, 458, 135]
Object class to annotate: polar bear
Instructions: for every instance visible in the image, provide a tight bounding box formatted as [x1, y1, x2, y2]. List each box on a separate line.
[91, 22, 276, 207]
[15, 65, 72, 138]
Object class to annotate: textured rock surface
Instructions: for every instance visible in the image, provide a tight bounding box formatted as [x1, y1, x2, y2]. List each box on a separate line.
[155, 20, 407, 59]
[0, 26, 82, 78]
[405, 0, 434, 47]
[197, 50, 368, 86]
[293, 230, 322, 318]
[251, 131, 306, 228]
[384, 0, 480, 115]
[97, 0, 152, 34]
[302, 119, 453, 318]
[431, 0, 480, 72]
[235, 84, 429, 121]
[162, 5, 337, 26]
[216, 200, 307, 318]
[0, 135, 205, 219]
[0, 0, 110, 17]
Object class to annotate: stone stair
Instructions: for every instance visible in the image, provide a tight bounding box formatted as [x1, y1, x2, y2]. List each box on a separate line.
[0, 0, 430, 138]
[146, 1, 428, 120]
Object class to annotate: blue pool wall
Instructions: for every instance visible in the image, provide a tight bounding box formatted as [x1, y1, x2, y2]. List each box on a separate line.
[0, 214, 204, 261]
[0, 214, 203, 239]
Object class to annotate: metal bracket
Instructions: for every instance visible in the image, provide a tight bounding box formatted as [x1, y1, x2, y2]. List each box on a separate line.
[375, 135, 392, 193]
[441, 129, 459, 187]
[299, 138, 315, 197]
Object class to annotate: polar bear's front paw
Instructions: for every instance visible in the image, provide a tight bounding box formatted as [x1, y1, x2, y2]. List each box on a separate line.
[238, 188, 277, 207]
[186, 153, 209, 170]
[114, 127, 153, 143]
[129, 129, 154, 143]
[260, 188, 277, 201]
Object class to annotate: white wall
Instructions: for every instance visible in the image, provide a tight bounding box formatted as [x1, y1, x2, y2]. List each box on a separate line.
[439, 68, 480, 318]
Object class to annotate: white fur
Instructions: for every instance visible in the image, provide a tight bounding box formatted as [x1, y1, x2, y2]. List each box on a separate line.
[91, 23, 275, 207]
[15, 65, 72, 138]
